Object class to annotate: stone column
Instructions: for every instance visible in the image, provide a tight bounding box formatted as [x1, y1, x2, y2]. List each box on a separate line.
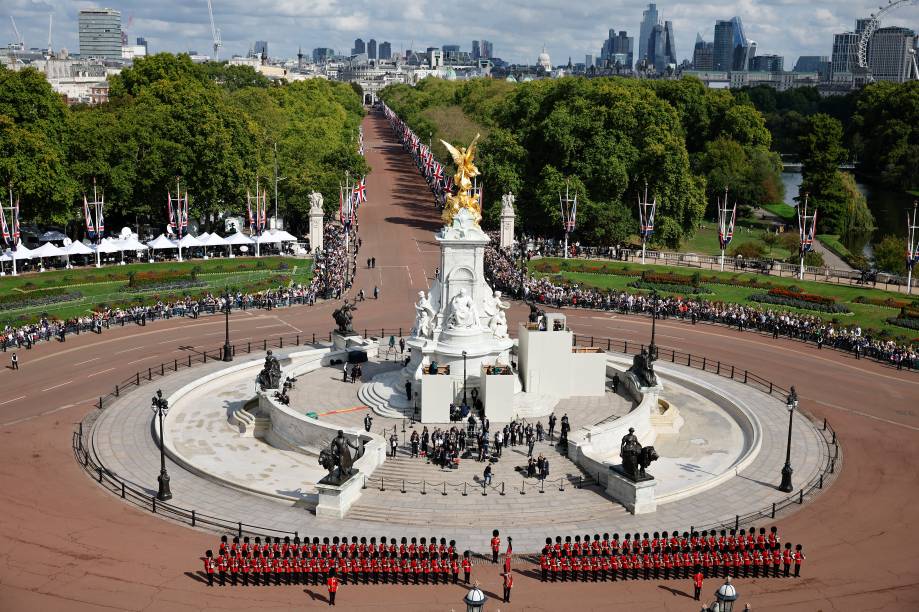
[308, 192, 324, 254]
[499, 192, 515, 250]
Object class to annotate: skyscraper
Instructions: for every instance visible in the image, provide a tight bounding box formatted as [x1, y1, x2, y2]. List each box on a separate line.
[481, 40, 493, 59]
[601, 30, 633, 69]
[638, 3, 660, 63]
[352, 38, 365, 55]
[750, 54, 784, 72]
[78, 8, 122, 59]
[831, 32, 859, 80]
[868, 26, 917, 82]
[367, 39, 377, 60]
[379, 41, 392, 60]
[472, 40, 481, 60]
[647, 21, 677, 72]
[713, 17, 751, 71]
[254, 40, 268, 57]
[313, 47, 334, 63]
[692, 34, 714, 70]
[585, 54, 594, 68]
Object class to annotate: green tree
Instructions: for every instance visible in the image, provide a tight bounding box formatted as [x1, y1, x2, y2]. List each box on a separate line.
[873, 234, 908, 275]
[0, 67, 77, 223]
[798, 114, 851, 233]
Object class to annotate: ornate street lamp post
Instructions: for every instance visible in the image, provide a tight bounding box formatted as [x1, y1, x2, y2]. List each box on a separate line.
[648, 290, 660, 362]
[151, 389, 172, 501]
[779, 386, 797, 493]
[708, 576, 738, 612]
[222, 286, 233, 362]
[463, 583, 487, 612]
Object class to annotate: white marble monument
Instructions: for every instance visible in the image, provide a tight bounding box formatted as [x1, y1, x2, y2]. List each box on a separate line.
[308, 192, 324, 254]
[499, 192, 515, 250]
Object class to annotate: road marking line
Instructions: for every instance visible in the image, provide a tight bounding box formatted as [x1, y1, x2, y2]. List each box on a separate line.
[125, 357, 153, 365]
[804, 396, 919, 432]
[0, 396, 97, 427]
[114, 346, 145, 354]
[0, 395, 26, 406]
[74, 357, 101, 365]
[405, 265, 413, 287]
[41, 380, 73, 392]
[255, 324, 284, 329]
[87, 367, 115, 378]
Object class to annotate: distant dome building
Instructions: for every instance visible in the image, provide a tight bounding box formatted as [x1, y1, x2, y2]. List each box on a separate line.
[505, 74, 517, 82]
[537, 46, 551, 70]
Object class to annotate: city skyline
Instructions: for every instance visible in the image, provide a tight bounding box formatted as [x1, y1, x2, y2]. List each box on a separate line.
[5, 1, 919, 65]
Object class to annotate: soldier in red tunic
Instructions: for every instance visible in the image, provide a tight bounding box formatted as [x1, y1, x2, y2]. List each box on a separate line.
[462, 552, 472, 584]
[793, 544, 805, 577]
[204, 550, 216, 586]
[491, 529, 501, 563]
[783, 542, 793, 577]
[327, 570, 339, 607]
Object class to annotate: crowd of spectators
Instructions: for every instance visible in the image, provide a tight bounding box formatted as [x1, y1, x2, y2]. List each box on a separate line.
[484, 245, 918, 371]
[1, 224, 355, 353]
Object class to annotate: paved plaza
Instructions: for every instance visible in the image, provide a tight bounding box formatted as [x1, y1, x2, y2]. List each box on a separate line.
[91, 339, 831, 553]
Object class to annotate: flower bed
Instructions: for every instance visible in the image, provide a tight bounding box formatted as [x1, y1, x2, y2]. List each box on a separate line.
[122, 278, 206, 293]
[887, 316, 919, 331]
[853, 295, 917, 309]
[0, 289, 84, 311]
[628, 280, 713, 295]
[749, 290, 851, 314]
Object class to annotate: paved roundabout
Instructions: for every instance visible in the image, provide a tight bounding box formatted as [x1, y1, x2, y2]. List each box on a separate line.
[0, 112, 918, 611]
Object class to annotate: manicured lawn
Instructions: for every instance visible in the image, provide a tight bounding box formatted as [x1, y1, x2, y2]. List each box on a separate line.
[528, 257, 918, 340]
[762, 202, 796, 222]
[680, 226, 791, 259]
[0, 256, 312, 326]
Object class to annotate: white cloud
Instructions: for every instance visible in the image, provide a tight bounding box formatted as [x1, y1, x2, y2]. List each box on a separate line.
[5, 0, 918, 65]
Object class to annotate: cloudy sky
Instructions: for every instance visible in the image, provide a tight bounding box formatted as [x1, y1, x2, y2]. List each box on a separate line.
[5, 0, 919, 66]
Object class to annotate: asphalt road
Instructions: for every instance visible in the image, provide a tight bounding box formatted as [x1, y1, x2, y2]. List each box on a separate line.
[0, 111, 917, 611]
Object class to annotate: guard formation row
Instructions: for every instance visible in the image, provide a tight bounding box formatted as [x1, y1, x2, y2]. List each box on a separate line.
[202, 535, 475, 587]
[536, 527, 806, 582]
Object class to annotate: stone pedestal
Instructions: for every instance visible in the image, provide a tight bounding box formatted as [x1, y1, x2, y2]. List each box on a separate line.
[332, 332, 364, 351]
[606, 467, 657, 514]
[316, 472, 364, 518]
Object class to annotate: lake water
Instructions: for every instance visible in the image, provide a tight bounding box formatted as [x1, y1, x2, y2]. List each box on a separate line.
[780, 171, 914, 257]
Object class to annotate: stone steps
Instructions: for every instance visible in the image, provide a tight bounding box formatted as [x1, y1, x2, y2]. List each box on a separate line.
[358, 374, 414, 420]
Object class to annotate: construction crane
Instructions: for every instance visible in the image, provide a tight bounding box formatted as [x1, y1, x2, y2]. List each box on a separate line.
[909, 48, 919, 81]
[206, 0, 222, 61]
[8, 15, 23, 51]
[856, 0, 919, 81]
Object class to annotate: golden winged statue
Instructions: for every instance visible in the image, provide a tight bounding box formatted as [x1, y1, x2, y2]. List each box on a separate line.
[440, 134, 483, 227]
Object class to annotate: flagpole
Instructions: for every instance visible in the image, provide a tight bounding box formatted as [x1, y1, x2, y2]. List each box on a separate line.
[719, 187, 727, 272]
[94, 179, 101, 268]
[176, 178, 183, 262]
[4, 187, 17, 277]
[907, 201, 918, 295]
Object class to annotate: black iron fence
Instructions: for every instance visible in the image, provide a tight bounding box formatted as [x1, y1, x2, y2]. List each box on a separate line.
[73, 328, 840, 548]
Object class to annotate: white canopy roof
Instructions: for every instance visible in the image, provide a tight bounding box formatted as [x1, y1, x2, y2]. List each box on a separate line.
[115, 237, 149, 251]
[93, 239, 122, 254]
[176, 234, 203, 248]
[197, 232, 210, 241]
[273, 230, 298, 242]
[224, 232, 254, 245]
[39, 230, 68, 242]
[64, 241, 94, 256]
[256, 231, 282, 244]
[30, 242, 65, 258]
[147, 234, 177, 249]
[6, 245, 33, 260]
[201, 233, 227, 246]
